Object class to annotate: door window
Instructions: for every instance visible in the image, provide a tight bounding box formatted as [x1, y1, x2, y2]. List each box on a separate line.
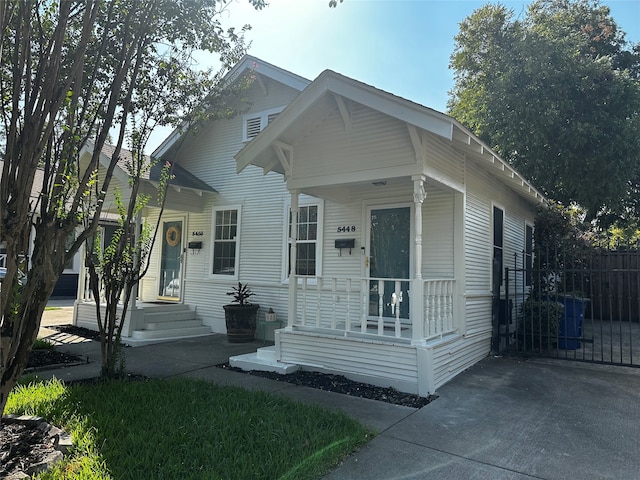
[368, 206, 411, 319]
[159, 220, 182, 299]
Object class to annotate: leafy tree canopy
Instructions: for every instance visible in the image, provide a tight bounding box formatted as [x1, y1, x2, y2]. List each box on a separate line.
[448, 0, 640, 223]
[0, 0, 264, 417]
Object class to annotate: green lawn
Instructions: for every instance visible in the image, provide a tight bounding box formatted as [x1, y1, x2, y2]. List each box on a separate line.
[7, 378, 372, 480]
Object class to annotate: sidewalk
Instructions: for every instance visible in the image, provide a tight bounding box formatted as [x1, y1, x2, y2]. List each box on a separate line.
[33, 305, 640, 479]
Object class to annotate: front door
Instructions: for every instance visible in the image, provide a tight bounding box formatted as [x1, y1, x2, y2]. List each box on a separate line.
[367, 206, 411, 319]
[158, 219, 183, 301]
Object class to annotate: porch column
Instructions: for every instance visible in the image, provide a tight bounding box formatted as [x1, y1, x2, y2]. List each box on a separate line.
[131, 211, 141, 311]
[412, 174, 426, 342]
[287, 190, 299, 327]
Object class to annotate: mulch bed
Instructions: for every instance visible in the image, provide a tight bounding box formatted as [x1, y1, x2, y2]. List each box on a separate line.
[49, 324, 103, 341]
[218, 363, 436, 409]
[26, 349, 84, 370]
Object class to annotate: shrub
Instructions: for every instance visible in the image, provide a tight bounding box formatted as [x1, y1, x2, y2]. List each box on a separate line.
[518, 299, 563, 350]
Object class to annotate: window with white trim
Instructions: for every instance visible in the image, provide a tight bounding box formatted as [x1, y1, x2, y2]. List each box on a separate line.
[63, 231, 76, 271]
[242, 106, 284, 141]
[492, 205, 504, 290]
[286, 203, 322, 277]
[211, 207, 241, 278]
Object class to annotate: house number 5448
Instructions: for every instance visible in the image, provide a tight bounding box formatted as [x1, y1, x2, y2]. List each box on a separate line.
[337, 226, 356, 233]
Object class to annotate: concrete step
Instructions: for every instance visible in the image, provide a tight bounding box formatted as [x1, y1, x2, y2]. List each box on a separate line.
[130, 325, 211, 340]
[145, 319, 204, 331]
[229, 351, 299, 374]
[143, 310, 197, 323]
[257, 346, 277, 361]
[135, 303, 192, 314]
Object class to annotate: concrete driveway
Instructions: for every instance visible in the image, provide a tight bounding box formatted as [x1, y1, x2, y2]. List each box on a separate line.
[324, 357, 640, 479]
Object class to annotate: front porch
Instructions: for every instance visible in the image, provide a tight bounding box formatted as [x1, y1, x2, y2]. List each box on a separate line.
[231, 276, 462, 396]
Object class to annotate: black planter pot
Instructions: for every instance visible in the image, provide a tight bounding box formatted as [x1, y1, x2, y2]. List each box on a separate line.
[223, 304, 260, 343]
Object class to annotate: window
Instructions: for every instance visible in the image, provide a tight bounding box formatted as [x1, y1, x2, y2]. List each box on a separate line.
[286, 203, 322, 277]
[525, 223, 534, 287]
[63, 231, 76, 271]
[492, 206, 504, 290]
[212, 207, 241, 278]
[242, 106, 284, 141]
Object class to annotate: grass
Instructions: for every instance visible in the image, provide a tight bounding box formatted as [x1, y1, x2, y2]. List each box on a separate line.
[6, 377, 372, 480]
[33, 338, 56, 350]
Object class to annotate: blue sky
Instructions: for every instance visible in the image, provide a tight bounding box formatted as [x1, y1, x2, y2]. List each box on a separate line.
[149, 0, 640, 152]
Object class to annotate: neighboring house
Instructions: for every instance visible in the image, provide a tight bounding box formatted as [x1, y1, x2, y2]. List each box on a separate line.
[74, 56, 545, 395]
[0, 161, 81, 298]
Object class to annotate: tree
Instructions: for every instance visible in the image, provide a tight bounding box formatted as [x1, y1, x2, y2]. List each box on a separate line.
[448, 0, 640, 221]
[0, 0, 265, 418]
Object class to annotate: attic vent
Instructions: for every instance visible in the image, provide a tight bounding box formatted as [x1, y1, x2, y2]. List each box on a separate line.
[242, 106, 285, 142]
[245, 117, 262, 140]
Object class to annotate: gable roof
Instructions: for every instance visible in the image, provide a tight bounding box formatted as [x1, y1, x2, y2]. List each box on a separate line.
[152, 55, 312, 160]
[235, 69, 546, 205]
[82, 140, 216, 194]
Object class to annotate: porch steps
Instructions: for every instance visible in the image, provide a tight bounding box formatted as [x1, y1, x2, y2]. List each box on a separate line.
[129, 303, 211, 343]
[230, 347, 299, 374]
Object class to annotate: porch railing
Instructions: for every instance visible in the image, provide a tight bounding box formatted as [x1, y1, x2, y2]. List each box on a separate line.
[423, 279, 455, 340]
[292, 276, 457, 341]
[79, 267, 126, 304]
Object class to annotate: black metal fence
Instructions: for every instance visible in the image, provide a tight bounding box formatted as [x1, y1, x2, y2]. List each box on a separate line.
[496, 248, 640, 367]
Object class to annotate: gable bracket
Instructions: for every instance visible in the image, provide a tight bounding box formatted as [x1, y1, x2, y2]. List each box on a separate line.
[407, 124, 425, 164]
[272, 140, 294, 177]
[333, 94, 352, 131]
[262, 158, 281, 175]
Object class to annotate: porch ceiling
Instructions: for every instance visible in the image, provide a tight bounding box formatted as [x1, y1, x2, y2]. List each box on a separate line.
[301, 176, 451, 203]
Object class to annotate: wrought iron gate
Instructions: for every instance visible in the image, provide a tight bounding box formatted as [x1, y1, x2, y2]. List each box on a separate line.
[497, 249, 640, 367]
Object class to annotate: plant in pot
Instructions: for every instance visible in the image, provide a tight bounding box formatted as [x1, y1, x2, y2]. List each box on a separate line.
[223, 282, 260, 343]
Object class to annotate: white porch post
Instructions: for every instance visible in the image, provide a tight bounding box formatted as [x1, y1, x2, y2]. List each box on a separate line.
[124, 211, 144, 336]
[131, 211, 141, 310]
[287, 190, 299, 327]
[412, 174, 426, 342]
[76, 240, 86, 303]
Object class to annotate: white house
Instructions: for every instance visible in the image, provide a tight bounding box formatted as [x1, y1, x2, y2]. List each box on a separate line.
[74, 56, 545, 395]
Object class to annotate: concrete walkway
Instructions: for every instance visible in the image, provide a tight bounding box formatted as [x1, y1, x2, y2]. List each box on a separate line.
[33, 306, 640, 479]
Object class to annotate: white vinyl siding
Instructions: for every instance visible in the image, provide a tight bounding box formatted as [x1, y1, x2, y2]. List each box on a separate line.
[242, 106, 285, 141]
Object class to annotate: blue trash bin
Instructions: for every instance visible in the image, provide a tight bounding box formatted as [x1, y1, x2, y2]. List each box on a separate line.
[555, 296, 589, 350]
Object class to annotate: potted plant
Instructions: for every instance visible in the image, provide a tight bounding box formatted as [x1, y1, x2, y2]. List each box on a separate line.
[265, 307, 277, 322]
[223, 282, 260, 343]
